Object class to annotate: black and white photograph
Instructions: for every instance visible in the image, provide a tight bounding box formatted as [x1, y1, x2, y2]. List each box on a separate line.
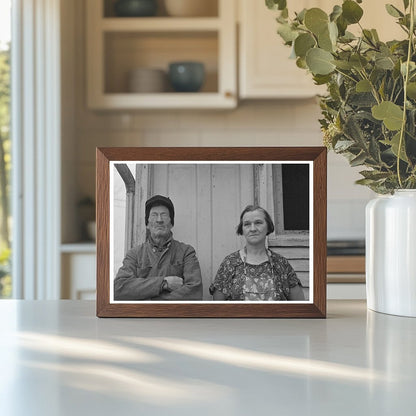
[96, 146, 326, 317]
[110, 161, 312, 303]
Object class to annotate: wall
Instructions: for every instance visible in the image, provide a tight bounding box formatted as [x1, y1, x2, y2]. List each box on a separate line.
[61, 0, 375, 244]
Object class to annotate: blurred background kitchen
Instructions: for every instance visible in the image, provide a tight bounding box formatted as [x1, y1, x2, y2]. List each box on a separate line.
[3, 0, 402, 300]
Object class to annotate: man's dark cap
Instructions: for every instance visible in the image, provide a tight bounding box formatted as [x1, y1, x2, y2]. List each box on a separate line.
[145, 195, 175, 226]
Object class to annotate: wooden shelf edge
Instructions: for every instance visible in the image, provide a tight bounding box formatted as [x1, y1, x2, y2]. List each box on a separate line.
[327, 255, 365, 274]
[88, 93, 237, 110]
[101, 17, 221, 32]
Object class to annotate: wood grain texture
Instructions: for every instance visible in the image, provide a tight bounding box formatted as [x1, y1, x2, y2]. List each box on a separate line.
[313, 147, 327, 318]
[327, 256, 365, 274]
[96, 148, 110, 317]
[96, 147, 327, 318]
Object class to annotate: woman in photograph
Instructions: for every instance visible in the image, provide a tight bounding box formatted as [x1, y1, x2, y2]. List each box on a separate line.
[210, 205, 305, 301]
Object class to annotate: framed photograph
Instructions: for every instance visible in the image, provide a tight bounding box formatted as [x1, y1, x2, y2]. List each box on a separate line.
[96, 147, 327, 318]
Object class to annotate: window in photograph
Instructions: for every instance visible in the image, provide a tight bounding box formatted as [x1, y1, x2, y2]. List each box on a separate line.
[272, 164, 309, 234]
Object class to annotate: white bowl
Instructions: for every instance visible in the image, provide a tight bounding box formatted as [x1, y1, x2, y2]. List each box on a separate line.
[164, 0, 217, 17]
[86, 221, 96, 241]
[128, 68, 167, 93]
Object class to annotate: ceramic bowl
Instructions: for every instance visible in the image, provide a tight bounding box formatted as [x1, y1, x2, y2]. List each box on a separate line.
[128, 68, 167, 93]
[164, 0, 217, 17]
[86, 221, 96, 241]
[114, 0, 158, 17]
[168, 61, 205, 92]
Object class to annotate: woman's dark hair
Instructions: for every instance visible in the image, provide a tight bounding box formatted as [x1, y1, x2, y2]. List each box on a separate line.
[236, 205, 275, 236]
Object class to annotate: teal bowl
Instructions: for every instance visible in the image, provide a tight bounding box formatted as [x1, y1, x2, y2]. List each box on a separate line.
[168, 62, 205, 92]
[114, 0, 157, 17]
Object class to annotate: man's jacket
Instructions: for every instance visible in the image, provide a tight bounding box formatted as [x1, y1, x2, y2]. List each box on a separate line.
[114, 238, 203, 300]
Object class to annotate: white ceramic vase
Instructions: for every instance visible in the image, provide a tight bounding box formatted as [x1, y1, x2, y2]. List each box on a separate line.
[366, 189, 416, 317]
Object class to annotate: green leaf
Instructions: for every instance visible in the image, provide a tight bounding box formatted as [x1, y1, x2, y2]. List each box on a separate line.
[375, 56, 395, 70]
[276, 14, 287, 24]
[369, 136, 382, 163]
[408, 109, 416, 138]
[343, 114, 367, 147]
[342, 0, 364, 24]
[371, 29, 380, 43]
[348, 92, 377, 107]
[294, 33, 316, 58]
[378, 78, 386, 100]
[403, 0, 409, 10]
[277, 23, 299, 43]
[336, 15, 348, 36]
[296, 57, 308, 69]
[305, 48, 336, 75]
[313, 74, 332, 85]
[304, 8, 329, 35]
[389, 132, 409, 162]
[356, 79, 372, 92]
[401, 61, 416, 76]
[339, 31, 356, 43]
[318, 27, 334, 52]
[399, 14, 411, 29]
[296, 8, 307, 23]
[330, 5, 342, 22]
[385, 4, 404, 18]
[407, 82, 416, 99]
[350, 54, 368, 70]
[393, 60, 402, 79]
[328, 21, 338, 44]
[266, 0, 287, 11]
[333, 60, 352, 70]
[334, 139, 355, 151]
[355, 178, 378, 186]
[360, 170, 391, 180]
[350, 152, 368, 167]
[372, 101, 404, 131]
[362, 29, 376, 46]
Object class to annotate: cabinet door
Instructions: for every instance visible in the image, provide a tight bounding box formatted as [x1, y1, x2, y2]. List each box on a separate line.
[239, 0, 326, 99]
[239, 0, 404, 99]
[61, 253, 96, 300]
[355, 0, 404, 41]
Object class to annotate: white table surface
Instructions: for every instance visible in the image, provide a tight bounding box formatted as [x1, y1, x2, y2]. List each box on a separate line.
[0, 300, 415, 416]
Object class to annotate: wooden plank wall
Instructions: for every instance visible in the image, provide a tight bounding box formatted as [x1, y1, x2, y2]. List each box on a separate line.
[113, 163, 310, 301]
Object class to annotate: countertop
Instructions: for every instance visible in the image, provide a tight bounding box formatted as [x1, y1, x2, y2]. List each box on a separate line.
[0, 300, 415, 415]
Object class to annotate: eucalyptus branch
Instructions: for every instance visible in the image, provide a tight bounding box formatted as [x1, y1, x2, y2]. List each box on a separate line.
[334, 68, 359, 84]
[393, 85, 404, 103]
[397, 0, 415, 188]
[398, 24, 410, 35]
[390, 79, 398, 102]
[358, 69, 381, 104]
[266, 0, 416, 193]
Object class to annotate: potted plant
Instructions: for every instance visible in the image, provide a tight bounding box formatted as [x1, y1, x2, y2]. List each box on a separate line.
[266, 0, 416, 316]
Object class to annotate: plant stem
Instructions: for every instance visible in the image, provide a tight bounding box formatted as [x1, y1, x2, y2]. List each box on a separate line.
[358, 69, 381, 104]
[397, 0, 415, 188]
[334, 68, 358, 84]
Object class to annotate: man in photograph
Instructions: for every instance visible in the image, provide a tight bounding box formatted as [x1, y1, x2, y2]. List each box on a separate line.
[114, 195, 203, 301]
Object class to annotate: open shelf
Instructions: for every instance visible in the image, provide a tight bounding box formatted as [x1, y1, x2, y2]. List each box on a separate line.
[101, 17, 221, 31]
[86, 0, 236, 109]
[103, 0, 219, 18]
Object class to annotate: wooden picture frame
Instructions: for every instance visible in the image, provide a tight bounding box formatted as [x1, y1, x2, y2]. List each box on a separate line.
[96, 147, 327, 318]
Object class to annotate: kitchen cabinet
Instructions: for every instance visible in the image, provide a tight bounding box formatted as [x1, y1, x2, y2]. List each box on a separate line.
[238, 0, 325, 99]
[61, 244, 96, 300]
[326, 255, 366, 299]
[238, 0, 404, 99]
[86, 0, 237, 109]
